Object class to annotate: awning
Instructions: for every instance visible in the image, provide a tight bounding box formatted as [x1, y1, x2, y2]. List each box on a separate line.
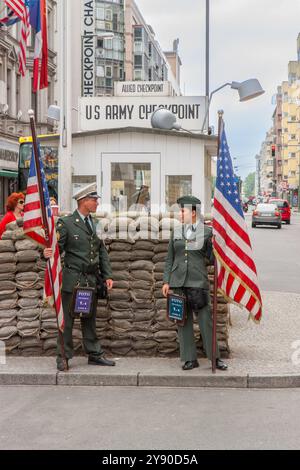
[0, 170, 18, 178]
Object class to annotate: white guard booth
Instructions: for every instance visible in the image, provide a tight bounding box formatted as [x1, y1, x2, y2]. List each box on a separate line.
[71, 126, 217, 215]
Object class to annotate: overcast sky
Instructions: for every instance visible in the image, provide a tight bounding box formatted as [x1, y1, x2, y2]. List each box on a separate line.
[137, 0, 300, 179]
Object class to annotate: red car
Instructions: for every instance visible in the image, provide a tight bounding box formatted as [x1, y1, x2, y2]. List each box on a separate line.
[269, 199, 291, 224]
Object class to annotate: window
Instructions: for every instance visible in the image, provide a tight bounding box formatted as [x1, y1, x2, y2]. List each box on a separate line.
[134, 69, 142, 80]
[105, 66, 112, 77]
[111, 162, 151, 213]
[105, 9, 112, 21]
[97, 38, 104, 49]
[134, 27, 143, 40]
[134, 55, 143, 67]
[96, 7, 105, 20]
[165, 176, 192, 207]
[134, 42, 143, 53]
[96, 66, 105, 77]
[105, 78, 112, 88]
[113, 13, 118, 31]
[149, 43, 152, 57]
[104, 38, 113, 49]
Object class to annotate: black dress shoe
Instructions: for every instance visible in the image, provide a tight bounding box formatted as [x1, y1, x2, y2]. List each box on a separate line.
[182, 360, 199, 371]
[216, 358, 228, 371]
[57, 358, 69, 371]
[88, 356, 116, 366]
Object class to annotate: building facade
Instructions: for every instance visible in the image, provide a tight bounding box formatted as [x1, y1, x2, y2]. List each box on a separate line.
[0, 0, 58, 214]
[257, 34, 300, 206]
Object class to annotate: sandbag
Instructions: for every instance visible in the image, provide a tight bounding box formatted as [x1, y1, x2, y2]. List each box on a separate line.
[0, 291, 18, 301]
[109, 251, 131, 262]
[0, 297, 18, 310]
[18, 298, 42, 309]
[0, 272, 15, 281]
[135, 216, 159, 232]
[130, 280, 152, 290]
[130, 260, 153, 272]
[153, 244, 169, 254]
[18, 308, 41, 321]
[0, 281, 16, 292]
[12, 228, 26, 241]
[18, 289, 43, 299]
[154, 262, 166, 273]
[15, 239, 39, 251]
[109, 290, 131, 301]
[1, 230, 14, 240]
[15, 250, 40, 263]
[131, 290, 152, 300]
[134, 240, 155, 251]
[0, 240, 15, 252]
[0, 252, 16, 263]
[16, 262, 39, 273]
[109, 242, 133, 251]
[0, 325, 18, 340]
[130, 250, 153, 261]
[153, 253, 167, 263]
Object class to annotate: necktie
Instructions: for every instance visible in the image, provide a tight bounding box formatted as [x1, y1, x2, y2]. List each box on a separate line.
[84, 216, 93, 235]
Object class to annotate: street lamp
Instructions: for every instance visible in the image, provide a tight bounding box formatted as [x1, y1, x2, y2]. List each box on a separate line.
[201, 78, 265, 133]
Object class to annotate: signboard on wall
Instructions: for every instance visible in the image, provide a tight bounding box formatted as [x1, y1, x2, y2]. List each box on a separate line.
[79, 96, 207, 132]
[81, 0, 95, 97]
[114, 81, 172, 97]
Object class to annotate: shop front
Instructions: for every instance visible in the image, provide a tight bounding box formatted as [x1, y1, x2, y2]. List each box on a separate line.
[0, 138, 19, 216]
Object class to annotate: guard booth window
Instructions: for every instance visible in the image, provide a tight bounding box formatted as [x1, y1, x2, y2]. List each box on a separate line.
[111, 162, 151, 213]
[165, 175, 192, 208]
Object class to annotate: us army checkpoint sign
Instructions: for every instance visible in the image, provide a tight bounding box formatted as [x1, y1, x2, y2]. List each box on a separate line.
[79, 96, 207, 132]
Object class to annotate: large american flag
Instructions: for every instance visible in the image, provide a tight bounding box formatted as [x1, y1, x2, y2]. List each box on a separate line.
[23, 146, 64, 332]
[5, 1, 30, 76]
[212, 122, 262, 322]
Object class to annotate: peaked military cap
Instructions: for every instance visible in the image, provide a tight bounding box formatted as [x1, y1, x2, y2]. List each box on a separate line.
[73, 183, 101, 202]
[177, 195, 201, 207]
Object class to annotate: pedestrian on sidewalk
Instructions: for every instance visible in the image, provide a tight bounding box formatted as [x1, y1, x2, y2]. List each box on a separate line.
[162, 195, 227, 371]
[44, 183, 115, 371]
[0, 192, 25, 239]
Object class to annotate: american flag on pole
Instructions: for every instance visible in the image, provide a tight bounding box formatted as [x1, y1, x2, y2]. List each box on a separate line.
[212, 122, 262, 322]
[23, 146, 64, 332]
[4, 0, 30, 76]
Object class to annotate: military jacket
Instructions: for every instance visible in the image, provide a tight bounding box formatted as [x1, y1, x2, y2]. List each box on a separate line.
[56, 210, 113, 293]
[163, 222, 214, 289]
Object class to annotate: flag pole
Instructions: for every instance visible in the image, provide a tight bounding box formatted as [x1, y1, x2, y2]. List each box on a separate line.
[212, 109, 224, 373]
[28, 109, 68, 372]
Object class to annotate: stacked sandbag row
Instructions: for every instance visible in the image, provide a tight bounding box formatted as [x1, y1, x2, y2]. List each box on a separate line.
[106, 239, 133, 356]
[1, 213, 230, 358]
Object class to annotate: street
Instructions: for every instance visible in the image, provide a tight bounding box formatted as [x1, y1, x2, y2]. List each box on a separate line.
[245, 210, 300, 294]
[0, 385, 300, 450]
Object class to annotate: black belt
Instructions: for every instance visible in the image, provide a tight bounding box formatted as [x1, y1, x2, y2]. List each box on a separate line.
[66, 264, 99, 275]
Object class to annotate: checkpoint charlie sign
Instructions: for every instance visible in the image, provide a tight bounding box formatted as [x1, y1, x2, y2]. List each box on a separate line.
[79, 96, 206, 131]
[81, 0, 95, 97]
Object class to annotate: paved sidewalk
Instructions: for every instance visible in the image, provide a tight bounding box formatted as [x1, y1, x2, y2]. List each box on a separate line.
[1, 291, 300, 388]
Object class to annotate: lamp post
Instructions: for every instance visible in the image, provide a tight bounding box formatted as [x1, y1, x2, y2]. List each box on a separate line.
[201, 79, 265, 133]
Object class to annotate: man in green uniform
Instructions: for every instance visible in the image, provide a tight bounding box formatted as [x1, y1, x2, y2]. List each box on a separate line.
[44, 183, 115, 371]
[162, 195, 227, 371]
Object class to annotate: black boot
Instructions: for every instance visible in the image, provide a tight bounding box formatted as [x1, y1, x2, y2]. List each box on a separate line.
[182, 360, 199, 371]
[57, 358, 69, 371]
[216, 358, 228, 371]
[88, 356, 116, 366]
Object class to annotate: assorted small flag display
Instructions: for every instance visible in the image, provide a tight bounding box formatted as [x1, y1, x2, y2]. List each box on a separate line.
[2, 0, 48, 91]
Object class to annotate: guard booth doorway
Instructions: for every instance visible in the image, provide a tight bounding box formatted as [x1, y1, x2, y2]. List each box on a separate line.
[100, 153, 161, 213]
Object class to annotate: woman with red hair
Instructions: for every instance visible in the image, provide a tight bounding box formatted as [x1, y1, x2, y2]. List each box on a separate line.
[0, 192, 25, 239]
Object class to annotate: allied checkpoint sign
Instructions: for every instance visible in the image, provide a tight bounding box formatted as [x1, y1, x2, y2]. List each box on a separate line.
[79, 96, 207, 132]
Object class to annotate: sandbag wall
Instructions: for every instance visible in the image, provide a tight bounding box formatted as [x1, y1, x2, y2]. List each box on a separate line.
[0, 215, 230, 358]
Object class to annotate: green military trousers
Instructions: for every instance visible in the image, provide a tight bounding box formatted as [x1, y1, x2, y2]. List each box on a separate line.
[174, 288, 220, 363]
[57, 292, 104, 361]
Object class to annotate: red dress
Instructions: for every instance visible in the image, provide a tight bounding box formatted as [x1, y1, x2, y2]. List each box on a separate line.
[0, 212, 16, 239]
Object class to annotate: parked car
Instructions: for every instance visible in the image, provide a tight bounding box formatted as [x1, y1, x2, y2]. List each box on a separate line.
[252, 203, 282, 229]
[268, 198, 291, 224]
